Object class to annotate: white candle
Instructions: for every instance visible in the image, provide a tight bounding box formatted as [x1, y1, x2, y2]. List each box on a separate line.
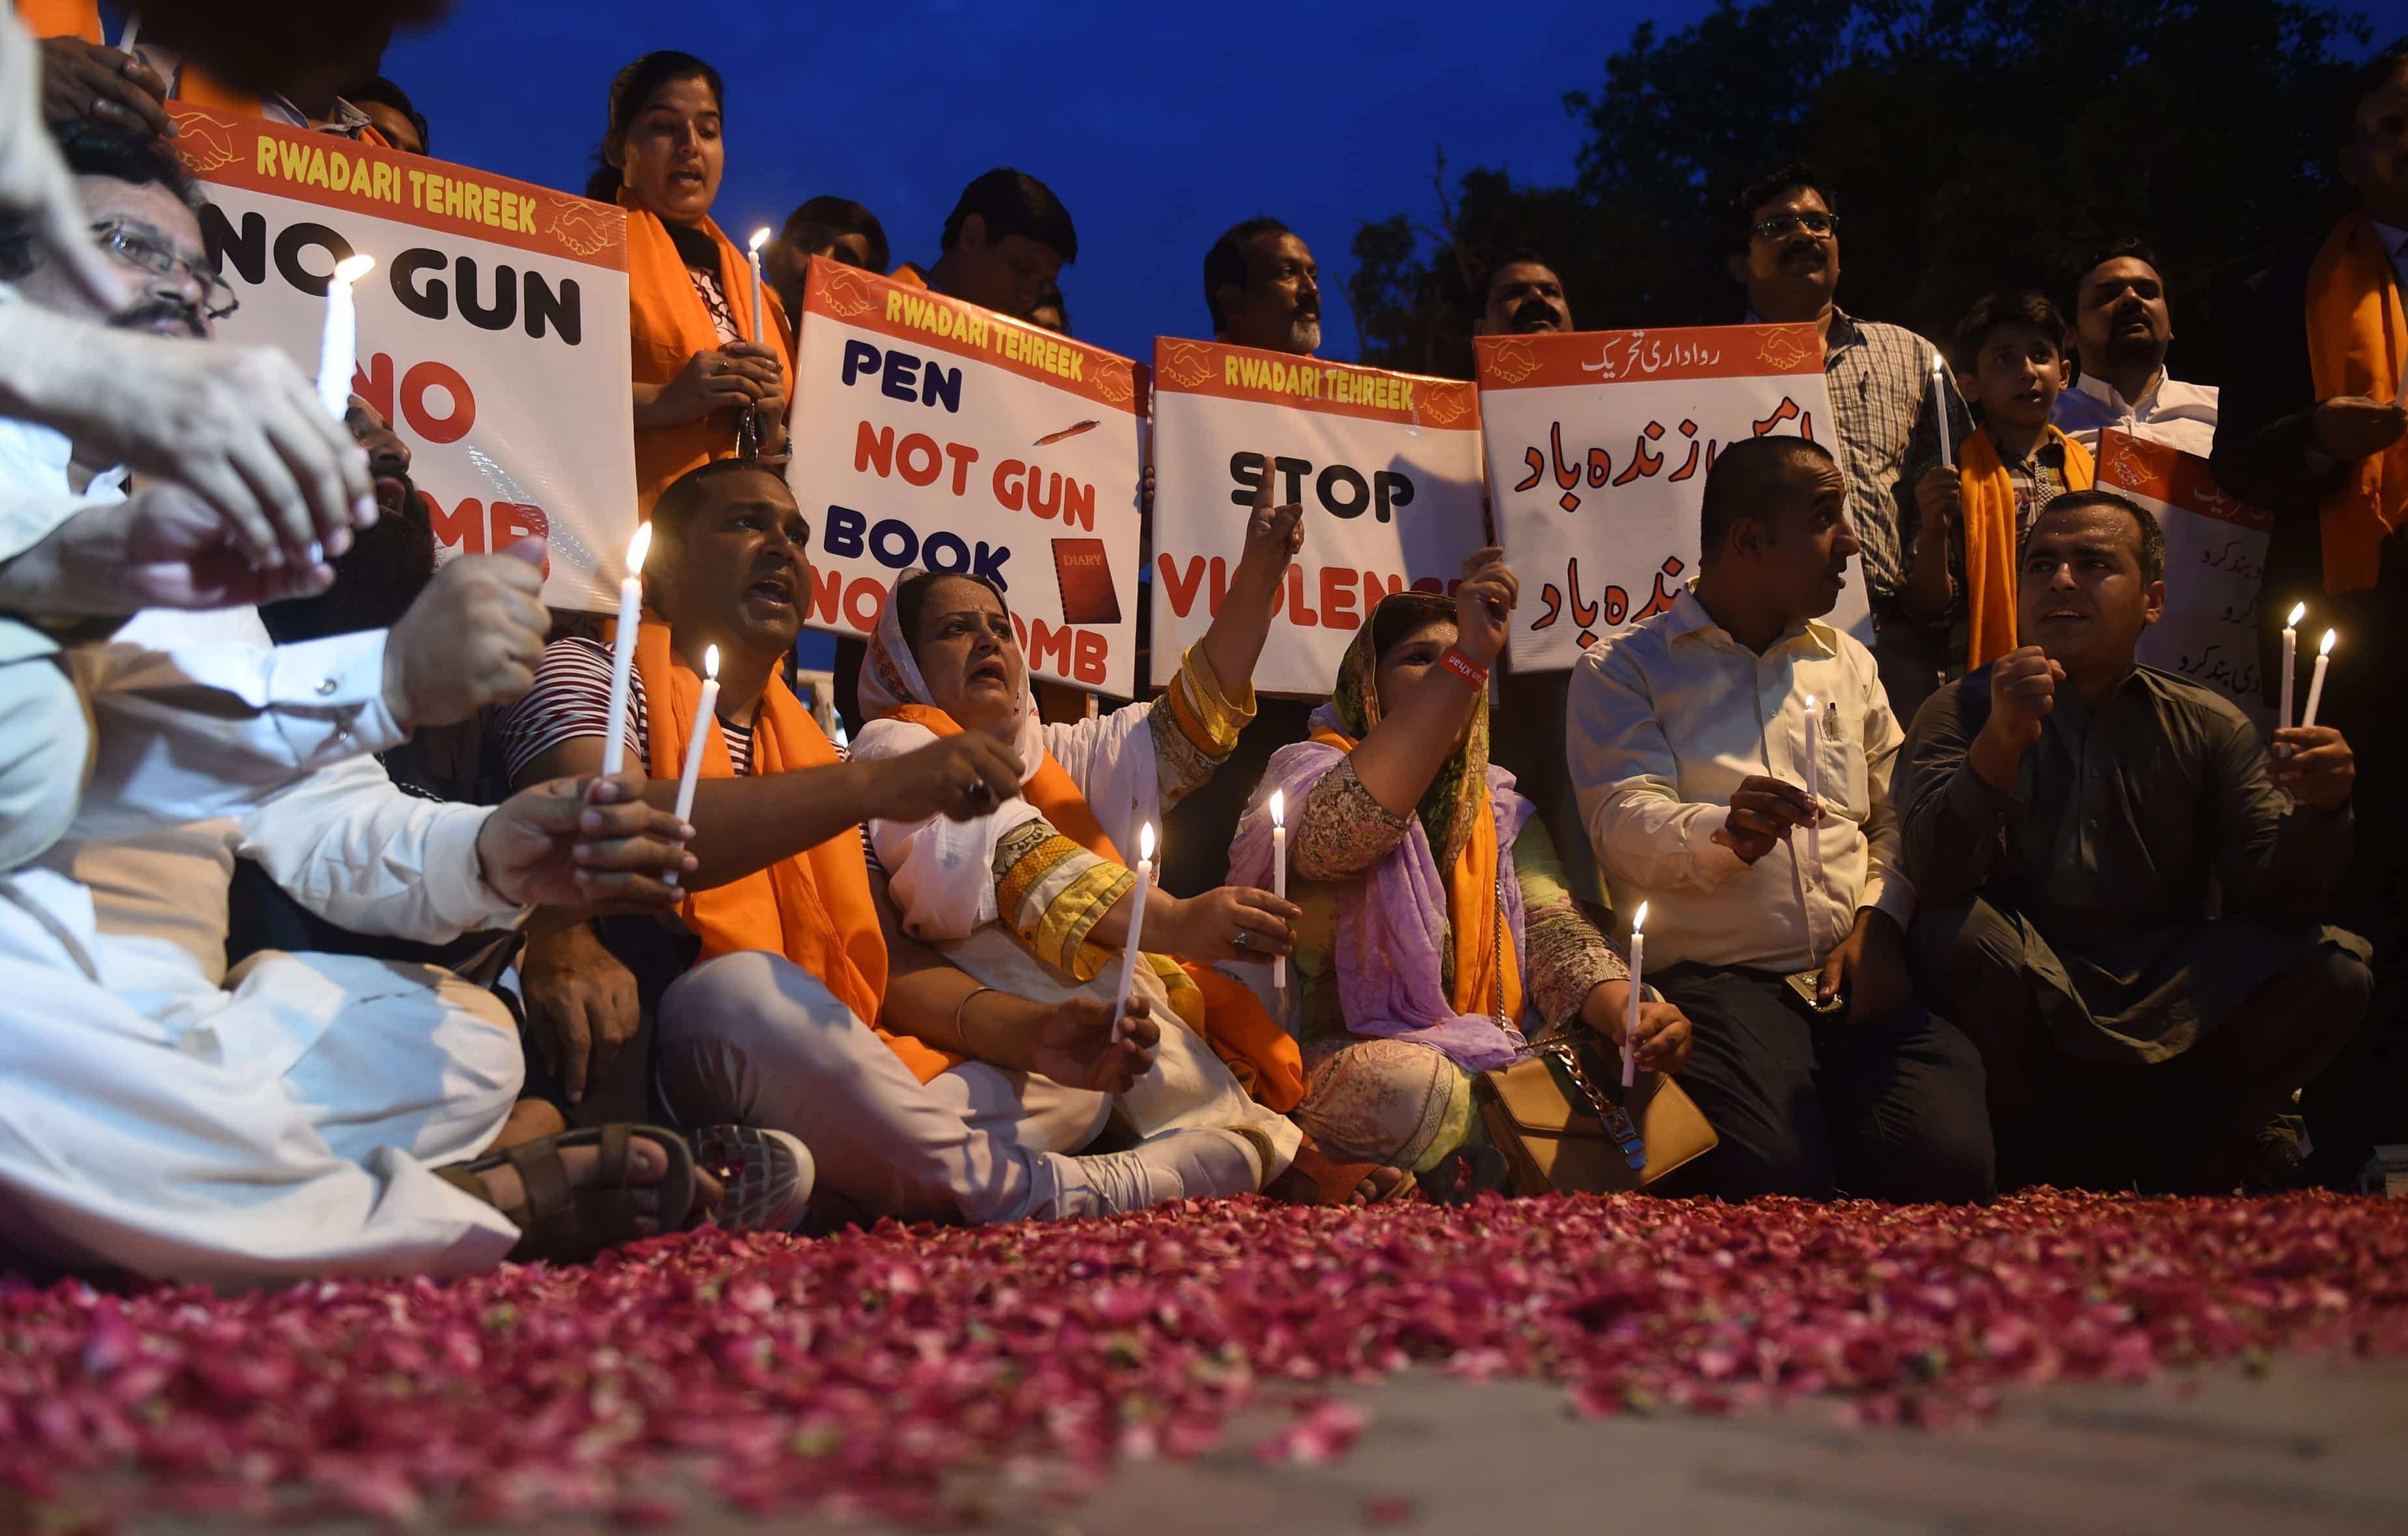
[316, 253, 376, 419]
[748, 227, 771, 344]
[1802, 694, 1821, 812]
[1622, 901, 1647, 1088]
[600, 522, 653, 779]
[1110, 823, 1156, 1040]
[1930, 351, 1952, 467]
[2299, 629, 2336, 730]
[2280, 602, 2305, 731]
[1269, 789, 1287, 992]
[662, 644, 720, 892]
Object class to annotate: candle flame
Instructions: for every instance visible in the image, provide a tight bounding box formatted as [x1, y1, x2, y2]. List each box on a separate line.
[332, 253, 376, 284]
[2286, 601, 2307, 627]
[1138, 822, 1156, 860]
[2319, 629, 2338, 656]
[704, 644, 719, 681]
[1931, 350, 1946, 374]
[624, 521, 653, 575]
[1632, 901, 1648, 934]
[1268, 788, 1283, 827]
[749, 227, 772, 253]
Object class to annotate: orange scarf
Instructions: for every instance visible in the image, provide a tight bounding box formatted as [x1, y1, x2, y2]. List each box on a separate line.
[633, 622, 886, 1032]
[1960, 424, 2095, 670]
[2305, 213, 2408, 594]
[1308, 726, 1524, 1028]
[881, 702, 1304, 1109]
[620, 189, 794, 512]
[16, 0, 99, 41]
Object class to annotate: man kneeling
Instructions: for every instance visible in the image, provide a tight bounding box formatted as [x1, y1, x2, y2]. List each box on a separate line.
[1896, 490, 2370, 1192]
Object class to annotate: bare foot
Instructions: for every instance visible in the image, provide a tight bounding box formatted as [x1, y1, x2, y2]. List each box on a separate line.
[495, 1097, 567, 1149]
[471, 1137, 715, 1237]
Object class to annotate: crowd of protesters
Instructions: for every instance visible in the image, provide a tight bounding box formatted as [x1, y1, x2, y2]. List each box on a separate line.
[2, 2, 2405, 1289]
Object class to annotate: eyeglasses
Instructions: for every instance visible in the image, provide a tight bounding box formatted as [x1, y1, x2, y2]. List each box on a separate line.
[90, 220, 239, 320]
[1751, 211, 1839, 242]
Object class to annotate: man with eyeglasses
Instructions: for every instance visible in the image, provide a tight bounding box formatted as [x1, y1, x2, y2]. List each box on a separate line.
[1726, 163, 1969, 726]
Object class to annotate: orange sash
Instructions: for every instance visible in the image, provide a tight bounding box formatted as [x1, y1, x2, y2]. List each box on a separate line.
[633, 622, 886, 1034]
[1308, 727, 1524, 1026]
[1960, 424, 2095, 670]
[882, 702, 1304, 1109]
[2305, 213, 2408, 594]
[16, 0, 100, 42]
[621, 189, 794, 513]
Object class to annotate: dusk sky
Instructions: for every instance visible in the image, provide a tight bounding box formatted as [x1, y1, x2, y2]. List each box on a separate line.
[383, 0, 1731, 368]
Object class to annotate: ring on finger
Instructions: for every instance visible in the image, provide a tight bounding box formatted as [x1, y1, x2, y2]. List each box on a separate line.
[1233, 929, 1252, 951]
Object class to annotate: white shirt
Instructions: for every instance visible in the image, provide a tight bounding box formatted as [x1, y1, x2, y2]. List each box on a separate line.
[2051, 370, 2221, 457]
[1567, 584, 1914, 972]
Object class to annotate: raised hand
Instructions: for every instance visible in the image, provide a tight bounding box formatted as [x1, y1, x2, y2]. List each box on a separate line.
[37, 35, 176, 137]
[382, 537, 551, 729]
[1233, 454, 1305, 590]
[1452, 547, 1518, 666]
[877, 731, 1025, 823]
[1711, 774, 1820, 864]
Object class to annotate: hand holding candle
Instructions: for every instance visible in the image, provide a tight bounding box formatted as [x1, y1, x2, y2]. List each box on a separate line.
[748, 227, 771, 344]
[664, 644, 720, 892]
[1110, 823, 1156, 1041]
[1929, 350, 1952, 467]
[1622, 901, 1648, 1088]
[600, 522, 653, 780]
[1269, 789, 1287, 993]
[2299, 628, 2336, 729]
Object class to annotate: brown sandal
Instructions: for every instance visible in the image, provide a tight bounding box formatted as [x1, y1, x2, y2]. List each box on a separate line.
[437, 1123, 697, 1264]
[1274, 1140, 1416, 1207]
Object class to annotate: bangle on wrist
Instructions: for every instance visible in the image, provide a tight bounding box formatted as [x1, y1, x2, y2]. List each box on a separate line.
[1438, 647, 1489, 690]
[952, 985, 996, 1055]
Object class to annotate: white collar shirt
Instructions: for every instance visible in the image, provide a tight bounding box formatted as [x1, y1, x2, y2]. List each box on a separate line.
[2051, 369, 2221, 458]
[1566, 584, 1915, 972]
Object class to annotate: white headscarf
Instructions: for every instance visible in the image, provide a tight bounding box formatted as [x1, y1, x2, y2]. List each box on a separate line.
[856, 567, 1047, 784]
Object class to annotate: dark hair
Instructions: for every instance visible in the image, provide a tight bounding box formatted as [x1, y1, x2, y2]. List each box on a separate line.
[260, 478, 438, 642]
[1369, 592, 1457, 659]
[940, 168, 1076, 264]
[1730, 161, 1834, 254]
[1951, 288, 2071, 372]
[1478, 248, 1558, 306]
[1204, 216, 1293, 333]
[2070, 237, 2163, 309]
[649, 458, 791, 555]
[2338, 44, 2408, 146]
[2029, 489, 2166, 583]
[1698, 435, 1839, 558]
[893, 569, 1007, 662]
[0, 120, 206, 279]
[781, 195, 889, 275]
[344, 75, 429, 153]
[584, 51, 724, 202]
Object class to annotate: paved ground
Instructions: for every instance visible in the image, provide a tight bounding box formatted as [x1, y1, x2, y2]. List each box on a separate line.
[136, 1352, 2408, 1533]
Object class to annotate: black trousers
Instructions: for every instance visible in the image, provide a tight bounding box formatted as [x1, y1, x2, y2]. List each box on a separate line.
[1913, 896, 2369, 1193]
[1648, 963, 1995, 1204]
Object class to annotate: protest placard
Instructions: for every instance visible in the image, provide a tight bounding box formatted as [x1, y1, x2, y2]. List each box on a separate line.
[2094, 428, 2273, 725]
[1475, 323, 1870, 672]
[1149, 339, 1485, 695]
[786, 260, 1145, 696]
[171, 105, 636, 611]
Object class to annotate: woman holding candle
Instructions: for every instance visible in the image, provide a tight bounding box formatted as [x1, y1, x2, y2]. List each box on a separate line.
[1229, 561, 1693, 1196]
[588, 51, 791, 511]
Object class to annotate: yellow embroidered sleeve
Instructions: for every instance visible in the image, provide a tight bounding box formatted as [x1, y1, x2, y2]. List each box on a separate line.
[1162, 641, 1255, 757]
[1038, 861, 1138, 977]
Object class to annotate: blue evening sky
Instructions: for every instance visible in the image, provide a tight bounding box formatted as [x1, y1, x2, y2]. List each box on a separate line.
[383, 0, 1732, 366]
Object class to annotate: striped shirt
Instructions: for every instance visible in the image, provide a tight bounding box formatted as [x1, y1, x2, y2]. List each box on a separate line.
[496, 637, 756, 782]
[1817, 309, 1969, 601]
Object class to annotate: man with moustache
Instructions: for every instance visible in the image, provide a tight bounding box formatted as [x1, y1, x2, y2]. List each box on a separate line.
[1473, 250, 1574, 338]
[1728, 164, 1969, 725]
[890, 168, 1075, 323]
[2052, 240, 2218, 455]
[1897, 491, 2368, 1193]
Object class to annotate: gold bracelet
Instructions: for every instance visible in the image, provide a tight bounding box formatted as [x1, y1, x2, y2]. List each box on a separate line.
[953, 985, 997, 1054]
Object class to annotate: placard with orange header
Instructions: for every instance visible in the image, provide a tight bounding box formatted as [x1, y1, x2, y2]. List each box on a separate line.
[786, 259, 1144, 694]
[1149, 338, 1485, 695]
[1475, 323, 1868, 671]
[169, 105, 637, 611]
[2096, 428, 2274, 724]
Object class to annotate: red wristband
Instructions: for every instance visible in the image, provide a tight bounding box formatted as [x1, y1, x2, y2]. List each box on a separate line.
[1439, 648, 1489, 689]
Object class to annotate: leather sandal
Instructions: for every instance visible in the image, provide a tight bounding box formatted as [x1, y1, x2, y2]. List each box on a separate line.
[1279, 1139, 1416, 1207]
[437, 1123, 697, 1264]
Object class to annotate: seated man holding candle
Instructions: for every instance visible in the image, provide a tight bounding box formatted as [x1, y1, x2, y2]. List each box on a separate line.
[1896, 490, 2370, 1194]
[499, 460, 1244, 1224]
[1229, 558, 1693, 1200]
[1567, 435, 1993, 1204]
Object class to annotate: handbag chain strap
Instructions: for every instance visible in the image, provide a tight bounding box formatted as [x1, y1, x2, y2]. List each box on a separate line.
[1493, 872, 1647, 1172]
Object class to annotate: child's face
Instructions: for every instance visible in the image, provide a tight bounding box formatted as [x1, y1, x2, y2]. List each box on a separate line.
[1962, 325, 2070, 432]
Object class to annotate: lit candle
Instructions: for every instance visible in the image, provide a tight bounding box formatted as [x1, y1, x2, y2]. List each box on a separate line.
[2299, 629, 2337, 730]
[747, 227, 771, 344]
[1930, 351, 1952, 467]
[316, 253, 376, 419]
[600, 522, 653, 780]
[2280, 601, 2306, 731]
[1269, 789, 1287, 993]
[1622, 901, 1647, 1088]
[662, 645, 719, 892]
[1110, 823, 1156, 1041]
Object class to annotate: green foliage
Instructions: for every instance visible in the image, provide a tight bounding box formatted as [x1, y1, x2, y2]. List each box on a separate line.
[1348, 0, 2383, 384]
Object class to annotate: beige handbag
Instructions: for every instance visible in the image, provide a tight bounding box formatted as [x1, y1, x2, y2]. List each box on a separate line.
[1476, 1029, 1717, 1195]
